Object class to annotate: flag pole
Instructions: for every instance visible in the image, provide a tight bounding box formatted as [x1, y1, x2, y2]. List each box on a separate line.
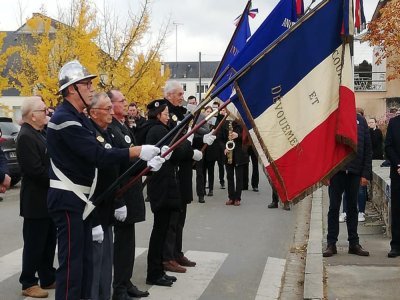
[210, 0, 330, 101]
[115, 99, 232, 198]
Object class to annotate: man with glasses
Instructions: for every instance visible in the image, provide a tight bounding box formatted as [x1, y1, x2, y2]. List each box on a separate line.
[17, 96, 57, 298]
[47, 61, 160, 300]
[107, 89, 150, 300]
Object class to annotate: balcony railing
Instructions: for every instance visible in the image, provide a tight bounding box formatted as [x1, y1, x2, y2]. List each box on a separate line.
[354, 71, 386, 92]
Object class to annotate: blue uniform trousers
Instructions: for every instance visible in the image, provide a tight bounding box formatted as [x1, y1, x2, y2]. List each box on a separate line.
[51, 210, 93, 300]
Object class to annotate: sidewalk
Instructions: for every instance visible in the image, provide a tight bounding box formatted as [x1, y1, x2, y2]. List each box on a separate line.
[304, 187, 400, 300]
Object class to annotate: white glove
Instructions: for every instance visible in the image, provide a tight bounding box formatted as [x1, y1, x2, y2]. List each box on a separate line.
[147, 155, 165, 172]
[203, 132, 216, 145]
[114, 205, 127, 222]
[161, 145, 172, 160]
[139, 145, 160, 161]
[92, 225, 104, 243]
[192, 149, 203, 161]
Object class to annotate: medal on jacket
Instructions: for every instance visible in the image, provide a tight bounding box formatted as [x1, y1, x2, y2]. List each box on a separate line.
[105, 143, 112, 149]
[96, 135, 105, 143]
[172, 114, 178, 122]
[124, 135, 131, 143]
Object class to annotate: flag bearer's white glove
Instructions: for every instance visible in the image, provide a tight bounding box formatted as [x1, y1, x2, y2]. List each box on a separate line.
[92, 225, 104, 243]
[192, 149, 203, 161]
[203, 132, 216, 145]
[161, 146, 172, 160]
[114, 205, 127, 222]
[139, 145, 160, 161]
[147, 156, 165, 172]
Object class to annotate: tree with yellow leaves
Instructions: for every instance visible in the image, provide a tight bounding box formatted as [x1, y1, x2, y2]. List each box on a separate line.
[97, 0, 170, 109]
[364, 0, 400, 81]
[7, 0, 101, 106]
[0, 32, 10, 93]
[6, 0, 169, 108]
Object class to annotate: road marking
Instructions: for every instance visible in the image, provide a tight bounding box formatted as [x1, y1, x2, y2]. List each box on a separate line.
[255, 257, 286, 300]
[147, 250, 228, 300]
[0, 247, 22, 282]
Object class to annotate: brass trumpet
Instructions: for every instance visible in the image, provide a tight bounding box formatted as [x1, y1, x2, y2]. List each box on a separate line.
[226, 121, 235, 164]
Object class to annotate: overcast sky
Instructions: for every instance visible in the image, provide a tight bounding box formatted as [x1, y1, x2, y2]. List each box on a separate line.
[0, 0, 379, 64]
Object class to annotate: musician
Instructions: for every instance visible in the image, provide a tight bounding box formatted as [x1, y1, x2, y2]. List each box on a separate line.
[221, 119, 249, 206]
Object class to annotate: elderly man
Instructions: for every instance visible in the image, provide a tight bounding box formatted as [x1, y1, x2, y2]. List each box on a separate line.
[107, 89, 150, 300]
[162, 81, 213, 272]
[87, 93, 116, 300]
[17, 97, 56, 298]
[47, 60, 160, 300]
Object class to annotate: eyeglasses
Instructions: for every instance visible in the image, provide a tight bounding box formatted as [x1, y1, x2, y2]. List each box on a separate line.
[91, 106, 113, 112]
[33, 108, 48, 114]
[77, 81, 93, 89]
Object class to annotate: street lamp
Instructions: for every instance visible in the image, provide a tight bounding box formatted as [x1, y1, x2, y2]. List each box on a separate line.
[173, 22, 183, 64]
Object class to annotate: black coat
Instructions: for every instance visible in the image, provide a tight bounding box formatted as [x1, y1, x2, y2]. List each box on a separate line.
[108, 118, 145, 224]
[141, 119, 183, 212]
[220, 120, 249, 166]
[0, 148, 8, 183]
[166, 100, 195, 204]
[90, 120, 120, 228]
[385, 115, 400, 179]
[16, 123, 50, 219]
[345, 114, 372, 180]
[369, 127, 384, 159]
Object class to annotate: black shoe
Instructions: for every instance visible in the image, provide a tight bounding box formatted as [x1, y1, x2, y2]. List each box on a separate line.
[243, 186, 249, 190]
[112, 292, 134, 300]
[146, 277, 173, 287]
[127, 285, 149, 298]
[268, 202, 278, 209]
[252, 187, 259, 192]
[220, 183, 225, 189]
[348, 244, 369, 256]
[283, 203, 290, 211]
[163, 274, 177, 282]
[323, 244, 337, 257]
[198, 197, 205, 203]
[207, 190, 213, 196]
[388, 249, 400, 258]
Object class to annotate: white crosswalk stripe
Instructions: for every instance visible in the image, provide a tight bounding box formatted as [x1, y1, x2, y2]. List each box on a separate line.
[0, 247, 23, 282]
[147, 250, 228, 300]
[255, 257, 286, 300]
[0, 247, 286, 300]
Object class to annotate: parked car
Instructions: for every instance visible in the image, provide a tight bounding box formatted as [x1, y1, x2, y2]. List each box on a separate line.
[0, 117, 21, 186]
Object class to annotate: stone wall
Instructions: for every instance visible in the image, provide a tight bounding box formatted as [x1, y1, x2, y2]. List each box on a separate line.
[371, 160, 391, 236]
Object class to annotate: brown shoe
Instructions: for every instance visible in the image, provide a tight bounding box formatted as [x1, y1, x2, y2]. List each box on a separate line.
[163, 260, 186, 273]
[42, 282, 56, 289]
[348, 244, 369, 256]
[234, 200, 241, 206]
[22, 285, 49, 298]
[323, 244, 337, 257]
[226, 199, 234, 205]
[176, 255, 196, 267]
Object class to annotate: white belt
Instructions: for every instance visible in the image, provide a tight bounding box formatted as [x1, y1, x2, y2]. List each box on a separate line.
[50, 159, 98, 220]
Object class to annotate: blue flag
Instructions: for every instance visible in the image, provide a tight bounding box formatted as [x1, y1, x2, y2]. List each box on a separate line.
[232, 0, 356, 202]
[211, 1, 251, 102]
[224, 0, 298, 127]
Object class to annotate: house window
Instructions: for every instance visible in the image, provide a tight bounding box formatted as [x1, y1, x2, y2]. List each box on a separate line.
[182, 83, 187, 91]
[196, 84, 209, 93]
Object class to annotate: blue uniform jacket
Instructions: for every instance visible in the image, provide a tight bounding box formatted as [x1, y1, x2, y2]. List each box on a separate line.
[47, 100, 129, 213]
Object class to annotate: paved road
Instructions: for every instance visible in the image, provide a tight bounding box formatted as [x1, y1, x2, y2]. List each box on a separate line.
[0, 167, 297, 300]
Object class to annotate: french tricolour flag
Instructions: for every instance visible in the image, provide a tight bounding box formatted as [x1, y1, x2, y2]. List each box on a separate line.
[233, 0, 357, 202]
